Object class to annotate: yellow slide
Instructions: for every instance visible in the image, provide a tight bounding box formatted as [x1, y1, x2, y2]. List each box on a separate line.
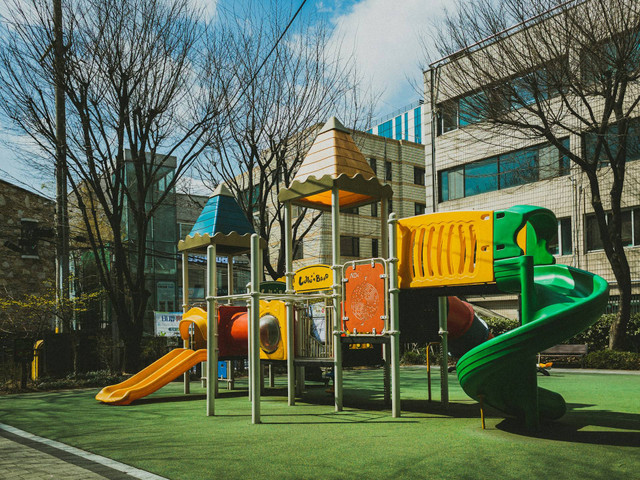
[96, 348, 207, 405]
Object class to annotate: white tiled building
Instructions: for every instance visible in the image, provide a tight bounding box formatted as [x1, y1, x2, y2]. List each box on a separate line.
[422, 3, 640, 317]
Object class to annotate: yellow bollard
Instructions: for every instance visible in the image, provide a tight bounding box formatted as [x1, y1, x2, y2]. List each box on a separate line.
[478, 394, 486, 430]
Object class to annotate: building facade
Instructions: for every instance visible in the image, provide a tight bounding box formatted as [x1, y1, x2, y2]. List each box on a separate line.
[366, 101, 424, 145]
[422, 4, 640, 317]
[0, 179, 55, 319]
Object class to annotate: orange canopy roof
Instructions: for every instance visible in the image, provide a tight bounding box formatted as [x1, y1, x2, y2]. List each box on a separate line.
[278, 117, 392, 211]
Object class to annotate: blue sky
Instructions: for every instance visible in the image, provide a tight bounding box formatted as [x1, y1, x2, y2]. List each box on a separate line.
[0, 0, 448, 191]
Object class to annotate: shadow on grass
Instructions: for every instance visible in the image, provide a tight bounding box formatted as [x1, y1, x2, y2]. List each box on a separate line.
[131, 393, 207, 405]
[496, 404, 640, 446]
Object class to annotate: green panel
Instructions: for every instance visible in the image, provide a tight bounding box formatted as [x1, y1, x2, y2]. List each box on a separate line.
[493, 205, 557, 264]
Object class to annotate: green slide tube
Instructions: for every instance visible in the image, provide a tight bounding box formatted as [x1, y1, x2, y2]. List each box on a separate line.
[456, 263, 609, 429]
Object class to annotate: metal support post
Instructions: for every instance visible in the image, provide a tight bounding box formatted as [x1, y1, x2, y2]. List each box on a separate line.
[381, 197, 390, 405]
[438, 296, 449, 409]
[227, 255, 234, 302]
[206, 245, 218, 415]
[250, 234, 261, 424]
[182, 252, 190, 395]
[284, 202, 296, 406]
[268, 363, 275, 388]
[388, 212, 401, 418]
[331, 187, 343, 412]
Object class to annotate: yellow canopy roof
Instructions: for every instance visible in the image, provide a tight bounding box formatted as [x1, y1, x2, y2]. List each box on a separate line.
[278, 117, 392, 211]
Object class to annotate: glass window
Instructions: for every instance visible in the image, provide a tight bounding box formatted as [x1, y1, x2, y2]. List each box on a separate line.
[414, 107, 422, 143]
[465, 158, 498, 196]
[415, 203, 426, 216]
[442, 166, 464, 201]
[459, 91, 486, 126]
[371, 202, 378, 217]
[440, 171, 448, 202]
[547, 226, 559, 255]
[344, 206, 358, 215]
[560, 217, 573, 255]
[585, 117, 640, 166]
[586, 215, 604, 251]
[293, 240, 303, 260]
[340, 236, 360, 257]
[635, 208, 640, 246]
[372, 238, 379, 258]
[404, 112, 409, 141]
[414, 166, 425, 185]
[538, 144, 560, 180]
[621, 210, 632, 246]
[395, 116, 402, 140]
[369, 158, 377, 175]
[550, 217, 573, 255]
[587, 209, 640, 251]
[511, 75, 536, 107]
[379, 120, 393, 138]
[559, 137, 571, 174]
[385, 161, 392, 181]
[500, 149, 538, 188]
[438, 101, 458, 135]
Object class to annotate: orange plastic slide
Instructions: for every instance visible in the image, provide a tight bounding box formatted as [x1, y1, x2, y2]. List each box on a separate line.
[96, 348, 207, 405]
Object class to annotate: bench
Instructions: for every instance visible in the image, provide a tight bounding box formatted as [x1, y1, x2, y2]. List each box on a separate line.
[537, 344, 588, 374]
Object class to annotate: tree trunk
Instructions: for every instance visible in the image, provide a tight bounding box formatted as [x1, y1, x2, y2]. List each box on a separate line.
[609, 277, 632, 351]
[122, 322, 144, 373]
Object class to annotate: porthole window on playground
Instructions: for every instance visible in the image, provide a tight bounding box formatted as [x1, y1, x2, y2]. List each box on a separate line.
[438, 138, 570, 202]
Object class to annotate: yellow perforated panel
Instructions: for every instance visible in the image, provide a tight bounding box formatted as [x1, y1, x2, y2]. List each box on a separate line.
[397, 211, 495, 288]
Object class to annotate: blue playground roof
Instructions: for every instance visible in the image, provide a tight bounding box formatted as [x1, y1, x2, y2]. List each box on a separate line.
[178, 184, 263, 254]
[189, 185, 255, 238]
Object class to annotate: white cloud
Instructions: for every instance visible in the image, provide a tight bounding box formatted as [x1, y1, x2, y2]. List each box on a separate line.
[328, 0, 448, 116]
[191, 0, 219, 23]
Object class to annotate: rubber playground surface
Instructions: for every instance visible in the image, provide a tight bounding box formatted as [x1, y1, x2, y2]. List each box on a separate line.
[0, 366, 638, 480]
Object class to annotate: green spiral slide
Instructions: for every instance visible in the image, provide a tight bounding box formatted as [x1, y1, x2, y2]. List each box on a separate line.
[456, 206, 609, 429]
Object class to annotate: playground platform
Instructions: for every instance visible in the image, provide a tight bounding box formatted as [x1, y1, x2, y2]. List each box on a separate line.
[1, 367, 638, 480]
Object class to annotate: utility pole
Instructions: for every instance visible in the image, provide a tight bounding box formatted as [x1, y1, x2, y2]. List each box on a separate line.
[54, 0, 70, 332]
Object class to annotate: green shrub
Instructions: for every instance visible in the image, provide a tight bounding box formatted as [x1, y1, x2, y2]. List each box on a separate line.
[481, 313, 640, 354]
[400, 349, 426, 365]
[483, 317, 519, 337]
[140, 335, 180, 366]
[582, 350, 640, 370]
[569, 313, 640, 353]
[32, 370, 129, 391]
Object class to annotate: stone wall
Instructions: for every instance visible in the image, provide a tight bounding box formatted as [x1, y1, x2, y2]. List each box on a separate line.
[0, 180, 55, 300]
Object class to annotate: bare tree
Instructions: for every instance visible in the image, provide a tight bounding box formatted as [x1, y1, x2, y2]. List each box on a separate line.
[195, 2, 376, 280]
[0, 0, 224, 370]
[429, 0, 640, 349]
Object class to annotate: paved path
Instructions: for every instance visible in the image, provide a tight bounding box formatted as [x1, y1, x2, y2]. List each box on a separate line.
[0, 424, 168, 480]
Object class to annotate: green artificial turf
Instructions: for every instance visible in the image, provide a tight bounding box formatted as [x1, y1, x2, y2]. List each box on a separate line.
[0, 367, 638, 480]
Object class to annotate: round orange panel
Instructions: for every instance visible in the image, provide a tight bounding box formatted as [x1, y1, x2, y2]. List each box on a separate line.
[343, 263, 385, 334]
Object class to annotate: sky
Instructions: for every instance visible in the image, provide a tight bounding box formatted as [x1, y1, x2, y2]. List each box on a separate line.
[0, 0, 449, 192]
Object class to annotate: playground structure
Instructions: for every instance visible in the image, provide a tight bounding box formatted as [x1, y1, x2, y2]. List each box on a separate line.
[97, 118, 609, 430]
